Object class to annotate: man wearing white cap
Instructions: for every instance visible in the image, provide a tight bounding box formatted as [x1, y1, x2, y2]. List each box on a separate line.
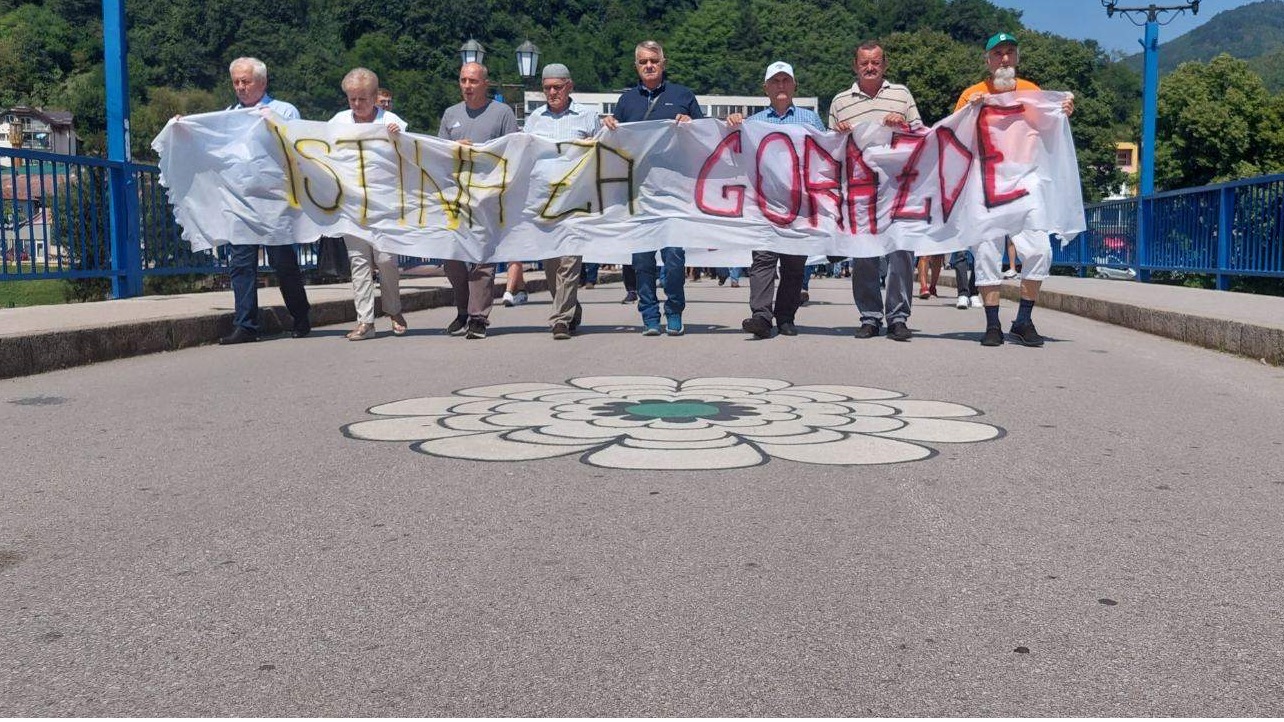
[957, 32, 1074, 347]
[829, 41, 923, 343]
[523, 63, 602, 339]
[726, 62, 824, 339]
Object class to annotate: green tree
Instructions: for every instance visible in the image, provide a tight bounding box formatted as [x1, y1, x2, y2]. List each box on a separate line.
[1155, 53, 1284, 189]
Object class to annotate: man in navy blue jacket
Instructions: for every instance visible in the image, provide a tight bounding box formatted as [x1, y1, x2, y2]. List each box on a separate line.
[602, 40, 704, 336]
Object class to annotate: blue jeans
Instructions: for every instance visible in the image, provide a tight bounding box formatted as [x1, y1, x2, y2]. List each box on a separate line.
[632, 247, 685, 325]
[716, 266, 743, 282]
[580, 262, 599, 285]
[229, 243, 310, 333]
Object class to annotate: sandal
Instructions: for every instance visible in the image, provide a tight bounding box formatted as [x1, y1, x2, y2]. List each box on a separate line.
[346, 322, 375, 341]
[390, 314, 408, 336]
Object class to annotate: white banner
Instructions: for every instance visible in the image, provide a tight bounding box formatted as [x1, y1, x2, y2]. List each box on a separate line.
[152, 91, 1084, 262]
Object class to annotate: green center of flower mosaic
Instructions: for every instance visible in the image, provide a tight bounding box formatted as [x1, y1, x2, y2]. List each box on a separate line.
[623, 401, 722, 419]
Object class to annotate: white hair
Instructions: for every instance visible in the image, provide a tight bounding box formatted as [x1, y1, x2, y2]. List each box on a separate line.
[229, 57, 267, 82]
[341, 67, 379, 93]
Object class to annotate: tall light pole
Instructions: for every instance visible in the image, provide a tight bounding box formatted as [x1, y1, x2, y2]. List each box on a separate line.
[1101, 0, 1199, 195]
[1102, 1, 1198, 282]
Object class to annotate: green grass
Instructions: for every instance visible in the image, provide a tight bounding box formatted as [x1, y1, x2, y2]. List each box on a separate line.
[0, 277, 67, 307]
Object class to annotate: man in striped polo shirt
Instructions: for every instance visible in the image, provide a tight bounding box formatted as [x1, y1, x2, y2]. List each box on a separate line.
[828, 42, 923, 342]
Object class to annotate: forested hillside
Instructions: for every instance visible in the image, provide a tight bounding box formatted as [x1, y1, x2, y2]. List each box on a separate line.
[1122, 0, 1284, 89]
[0, 0, 1141, 198]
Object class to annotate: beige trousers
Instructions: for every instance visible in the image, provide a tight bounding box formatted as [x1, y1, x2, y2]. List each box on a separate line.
[344, 235, 401, 324]
[544, 255, 582, 327]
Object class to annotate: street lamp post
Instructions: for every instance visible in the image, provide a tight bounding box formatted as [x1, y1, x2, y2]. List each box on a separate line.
[1101, 0, 1199, 282]
[511, 40, 541, 124]
[459, 39, 486, 66]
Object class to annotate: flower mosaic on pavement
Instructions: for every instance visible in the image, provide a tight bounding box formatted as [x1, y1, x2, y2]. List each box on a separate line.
[342, 376, 1003, 470]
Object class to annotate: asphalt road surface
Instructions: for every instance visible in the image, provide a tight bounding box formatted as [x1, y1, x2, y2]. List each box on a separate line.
[3, 278, 1283, 715]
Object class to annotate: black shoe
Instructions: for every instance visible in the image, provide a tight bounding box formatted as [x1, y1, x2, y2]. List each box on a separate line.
[799, 290, 810, 305]
[854, 323, 880, 339]
[291, 320, 311, 338]
[887, 321, 912, 342]
[777, 321, 798, 336]
[446, 315, 468, 336]
[218, 327, 258, 345]
[741, 315, 772, 339]
[981, 326, 1005, 347]
[552, 322, 572, 340]
[621, 291, 638, 304]
[465, 318, 487, 339]
[1009, 321, 1045, 347]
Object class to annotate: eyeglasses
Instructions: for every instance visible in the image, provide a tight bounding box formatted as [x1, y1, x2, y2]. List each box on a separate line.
[542, 82, 569, 93]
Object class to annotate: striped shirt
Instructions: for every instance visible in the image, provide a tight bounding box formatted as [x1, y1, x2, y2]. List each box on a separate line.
[747, 104, 826, 131]
[523, 100, 601, 142]
[827, 80, 921, 130]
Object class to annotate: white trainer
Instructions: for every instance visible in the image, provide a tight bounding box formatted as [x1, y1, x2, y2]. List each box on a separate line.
[970, 295, 982, 308]
[502, 291, 515, 307]
[956, 295, 969, 309]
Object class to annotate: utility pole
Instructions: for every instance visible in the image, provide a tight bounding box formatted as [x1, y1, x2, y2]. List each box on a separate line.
[1101, 1, 1199, 281]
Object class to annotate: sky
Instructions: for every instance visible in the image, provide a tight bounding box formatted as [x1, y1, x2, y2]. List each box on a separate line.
[991, 0, 1262, 55]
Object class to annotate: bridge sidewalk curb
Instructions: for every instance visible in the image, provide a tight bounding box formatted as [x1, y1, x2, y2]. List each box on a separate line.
[0, 270, 620, 380]
[938, 275, 1284, 366]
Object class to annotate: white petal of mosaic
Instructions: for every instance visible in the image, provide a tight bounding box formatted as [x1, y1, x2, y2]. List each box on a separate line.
[345, 377, 1004, 470]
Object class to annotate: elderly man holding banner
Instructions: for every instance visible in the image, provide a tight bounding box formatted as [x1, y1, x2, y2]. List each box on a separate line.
[524, 63, 601, 340]
[329, 67, 409, 341]
[603, 40, 704, 337]
[958, 32, 1074, 348]
[828, 41, 924, 343]
[216, 57, 312, 345]
[725, 61, 824, 339]
[437, 61, 519, 340]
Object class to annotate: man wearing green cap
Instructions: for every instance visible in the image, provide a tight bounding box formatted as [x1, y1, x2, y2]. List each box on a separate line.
[956, 32, 1075, 348]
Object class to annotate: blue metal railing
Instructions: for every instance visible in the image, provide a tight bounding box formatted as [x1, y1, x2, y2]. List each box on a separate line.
[1067, 172, 1284, 289]
[0, 147, 396, 296]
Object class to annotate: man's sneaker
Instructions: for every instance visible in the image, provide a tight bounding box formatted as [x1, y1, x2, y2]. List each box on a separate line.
[981, 325, 1005, 346]
[887, 321, 912, 342]
[666, 315, 684, 336]
[446, 315, 468, 336]
[465, 318, 487, 339]
[622, 291, 638, 304]
[970, 295, 982, 308]
[1009, 321, 1045, 347]
[854, 323, 880, 339]
[511, 289, 529, 305]
[956, 295, 970, 309]
[502, 290, 515, 306]
[742, 315, 772, 339]
[777, 321, 798, 336]
[552, 322, 572, 340]
[641, 324, 663, 336]
[1002, 268, 1018, 279]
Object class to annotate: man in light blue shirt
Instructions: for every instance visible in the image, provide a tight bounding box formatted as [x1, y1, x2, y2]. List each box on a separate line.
[523, 63, 602, 339]
[726, 61, 821, 339]
[219, 56, 311, 345]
